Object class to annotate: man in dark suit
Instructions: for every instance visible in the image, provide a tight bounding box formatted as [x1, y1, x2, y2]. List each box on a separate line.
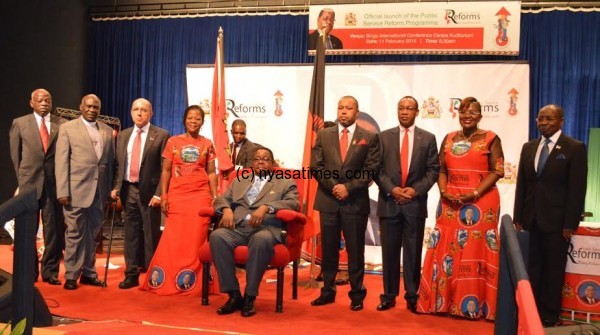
[310, 96, 379, 311]
[582, 285, 597, 305]
[229, 119, 262, 169]
[9, 88, 65, 285]
[514, 104, 588, 327]
[463, 299, 478, 318]
[178, 273, 193, 290]
[375, 96, 439, 312]
[111, 98, 169, 289]
[461, 208, 476, 226]
[210, 147, 299, 317]
[308, 8, 343, 50]
[56, 94, 115, 290]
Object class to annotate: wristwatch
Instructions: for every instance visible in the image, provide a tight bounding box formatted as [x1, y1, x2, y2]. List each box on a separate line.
[267, 205, 275, 214]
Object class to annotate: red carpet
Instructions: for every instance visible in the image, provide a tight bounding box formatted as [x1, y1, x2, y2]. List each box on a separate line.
[1, 245, 493, 334]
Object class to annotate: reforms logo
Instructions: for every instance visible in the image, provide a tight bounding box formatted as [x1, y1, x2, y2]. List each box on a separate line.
[444, 9, 481, 24]
[226, 99, 267, 118]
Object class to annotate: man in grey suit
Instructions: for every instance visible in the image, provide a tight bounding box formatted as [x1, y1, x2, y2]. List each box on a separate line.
[9, 88, 65, 285]
[310, 96, 380, 311]
[111, 98, 169, 289]
[56, 94, 115, 290]
[210, 147, 299, 317]
[375, 96, 439, 312]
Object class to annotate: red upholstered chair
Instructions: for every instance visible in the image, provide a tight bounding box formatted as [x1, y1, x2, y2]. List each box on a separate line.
[198, 168, 307, 313]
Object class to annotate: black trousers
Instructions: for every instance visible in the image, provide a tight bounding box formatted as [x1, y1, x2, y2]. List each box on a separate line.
[38, 186, 65, 280]
[379, 214, 426, 304]
[319, 211, 368, 303]
[122, 183, 162, 278]
[527, 221, 569, 323]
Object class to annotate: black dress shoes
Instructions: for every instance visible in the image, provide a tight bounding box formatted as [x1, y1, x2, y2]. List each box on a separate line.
[350, 300, 364, 311]
[241, 296, 256, 317]
[118, 277, 139, 289]
[376, 301, 396, 311]
[43, 277, 62, 285]
[80, 276, 105, 287]
[311, 295, 335, 306]
[406, 301, 417, 313]
[217, 295, 244, 315]
[64, 279, 78, 290]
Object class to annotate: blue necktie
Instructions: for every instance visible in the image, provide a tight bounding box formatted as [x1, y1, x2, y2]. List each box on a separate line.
[246, 178, 264, 204]
[537, 138, 550, 176]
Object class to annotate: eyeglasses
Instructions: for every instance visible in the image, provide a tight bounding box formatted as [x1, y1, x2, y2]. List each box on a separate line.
[398, 106, 418, 111]
[536, 116, 558, 122]
[458, 110, 481, 116]
[253, 157, 272, 162]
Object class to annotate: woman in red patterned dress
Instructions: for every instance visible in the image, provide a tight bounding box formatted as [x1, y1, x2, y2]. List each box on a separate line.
[416, 97, 504, 320]
[140, 105, 217, 295]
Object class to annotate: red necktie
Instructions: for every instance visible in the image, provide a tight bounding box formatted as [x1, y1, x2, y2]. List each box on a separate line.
[40, 117, 49, 153]
[129, 129, 142, 182]
[231, 144, 238, 165]
[340, 128, 349, 162]
[400, 128, 409, 187]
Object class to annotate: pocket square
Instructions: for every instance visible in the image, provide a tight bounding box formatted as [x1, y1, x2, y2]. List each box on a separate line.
[556, 153, 566, 160]
[354, 139, 368, 146]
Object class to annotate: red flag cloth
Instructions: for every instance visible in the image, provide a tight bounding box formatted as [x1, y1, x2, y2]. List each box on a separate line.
[211, 28, 234, 194]
[301, 33, 326, 239]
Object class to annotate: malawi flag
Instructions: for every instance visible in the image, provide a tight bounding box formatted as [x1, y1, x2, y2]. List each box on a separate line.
[301, 33, 326, 239]
[211, 27, 233, 194]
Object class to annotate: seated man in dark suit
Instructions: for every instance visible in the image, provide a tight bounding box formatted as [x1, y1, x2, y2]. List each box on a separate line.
[210, 147, 299, 317]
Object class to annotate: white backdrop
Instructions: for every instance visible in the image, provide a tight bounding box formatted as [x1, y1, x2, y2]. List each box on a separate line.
[187, 62, 529, 264]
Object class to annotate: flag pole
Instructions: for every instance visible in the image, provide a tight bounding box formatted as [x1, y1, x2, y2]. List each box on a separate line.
[211, 27, 234, 194]
[299, 32, 327, 289]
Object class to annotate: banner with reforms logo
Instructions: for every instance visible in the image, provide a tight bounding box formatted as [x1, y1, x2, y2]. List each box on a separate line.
[307, 2, 521, 55]
[186, 62, 529, 264]
[562, 225, 600, 320]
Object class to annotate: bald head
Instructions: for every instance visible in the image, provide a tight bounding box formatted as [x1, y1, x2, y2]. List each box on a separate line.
[80, 94, 101, 122]
[131, 98, 153, 128]
[30, 88, 52, 117]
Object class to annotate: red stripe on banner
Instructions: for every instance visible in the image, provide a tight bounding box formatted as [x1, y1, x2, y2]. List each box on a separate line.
[331, 27, 484, 50]
[301, 34, 326, 240]
[211, 27, 234, 194]
[515, 280, 544, 335]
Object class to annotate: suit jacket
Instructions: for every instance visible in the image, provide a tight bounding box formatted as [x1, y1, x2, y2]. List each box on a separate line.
[231, 139, 262, 168]
[10, 113, 65, 200]
[113, 125, 169, 205]
[308, 30, 343, 50]
[213, 172, 299, 242]
[513, 133, 587, 233]
[311, 125, 379, 215]
[55, 117, 115, 208]
[582, 296, 596, 304]
[376, 126, 439, 218]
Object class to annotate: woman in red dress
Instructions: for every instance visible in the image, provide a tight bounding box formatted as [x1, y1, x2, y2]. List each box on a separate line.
[416, 97, 504, 320]
[140, 105, 217, 295]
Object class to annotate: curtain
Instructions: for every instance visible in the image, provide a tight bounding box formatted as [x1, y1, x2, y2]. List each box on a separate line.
[88, 11, 600, 142]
